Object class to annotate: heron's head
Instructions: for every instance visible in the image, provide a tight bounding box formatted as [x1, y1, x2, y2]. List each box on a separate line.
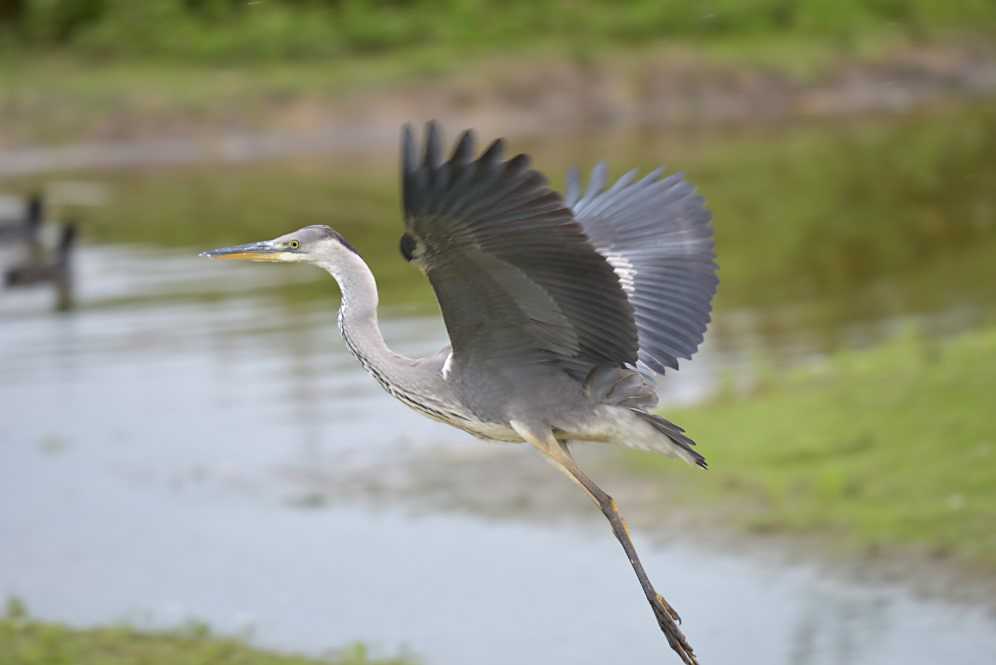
[201, 225, 360, 265]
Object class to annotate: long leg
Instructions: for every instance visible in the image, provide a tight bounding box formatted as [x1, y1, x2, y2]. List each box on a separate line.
[512, 422, 699, 665]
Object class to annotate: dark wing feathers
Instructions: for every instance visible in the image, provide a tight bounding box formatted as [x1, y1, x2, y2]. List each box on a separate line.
[402, 123, 639, 377]
[569, 162, 718, 375]
[402, 123, 717, 380]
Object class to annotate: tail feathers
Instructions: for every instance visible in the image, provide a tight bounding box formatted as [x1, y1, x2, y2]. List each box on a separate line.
[631, 410, 707, 469]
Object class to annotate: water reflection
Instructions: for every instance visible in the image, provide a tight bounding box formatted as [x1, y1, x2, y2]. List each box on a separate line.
[1, 105, 995, 664]
[7, 103, 994, 357]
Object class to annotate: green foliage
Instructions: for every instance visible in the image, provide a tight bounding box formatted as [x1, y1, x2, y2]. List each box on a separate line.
[629, 326, 996, 568]
[1, 0, 994, 62]
[0, 601, 417, 665]
[14, 0, 107, 41]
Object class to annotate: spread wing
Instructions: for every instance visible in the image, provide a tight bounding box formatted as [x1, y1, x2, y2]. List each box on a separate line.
[567, 162, 718, 375]
[401, 123, 638, 379]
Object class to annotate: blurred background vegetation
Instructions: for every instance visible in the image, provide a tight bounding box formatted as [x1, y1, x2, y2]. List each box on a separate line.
[3, 0, 996, 148]
[0, 0, 994, 61]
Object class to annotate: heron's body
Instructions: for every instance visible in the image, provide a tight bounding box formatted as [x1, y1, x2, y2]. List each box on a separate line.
[204, 123, 717, 665]
[334, 251, 700, 459]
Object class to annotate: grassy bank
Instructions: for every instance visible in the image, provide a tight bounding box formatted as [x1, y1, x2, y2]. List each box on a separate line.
[1, 2, 995, 150]
[3, 1, 993, 63]
[4, 36, 989, 151]
[630, 326, 996, 569]
[0, 600, 414, 665]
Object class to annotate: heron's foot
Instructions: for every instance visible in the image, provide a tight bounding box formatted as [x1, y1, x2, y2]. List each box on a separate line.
[650, 593, 699, 665]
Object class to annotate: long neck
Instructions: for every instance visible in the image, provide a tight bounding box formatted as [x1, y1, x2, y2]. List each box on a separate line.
[318, 250, 464, 427]
[318, 252, 409, 385]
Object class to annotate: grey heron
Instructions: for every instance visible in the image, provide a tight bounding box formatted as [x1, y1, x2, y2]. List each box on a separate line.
[203, 123, 717, 665]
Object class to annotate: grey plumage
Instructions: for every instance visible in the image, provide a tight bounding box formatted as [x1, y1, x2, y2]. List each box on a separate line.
[568, 162, 718, 375]
[202, 122, 719, 665]
[401, 124, 639, 379]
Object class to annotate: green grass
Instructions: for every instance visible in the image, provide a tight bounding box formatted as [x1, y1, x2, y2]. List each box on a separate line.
[0, 1, 994, 147]
[3, 0, 994, 63]
[0, 34, 933, 148]
[0, 599, 415, 665]
[629, 326, 996, 568]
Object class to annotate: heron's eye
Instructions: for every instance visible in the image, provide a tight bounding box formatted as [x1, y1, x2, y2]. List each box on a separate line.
[289, 239, 301, 250]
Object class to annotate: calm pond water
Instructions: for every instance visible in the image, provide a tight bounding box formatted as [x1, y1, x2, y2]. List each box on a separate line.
[1, 104, 995, 664]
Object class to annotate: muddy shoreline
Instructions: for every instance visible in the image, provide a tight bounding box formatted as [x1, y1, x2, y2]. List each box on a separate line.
[279, 441, 996, 612]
